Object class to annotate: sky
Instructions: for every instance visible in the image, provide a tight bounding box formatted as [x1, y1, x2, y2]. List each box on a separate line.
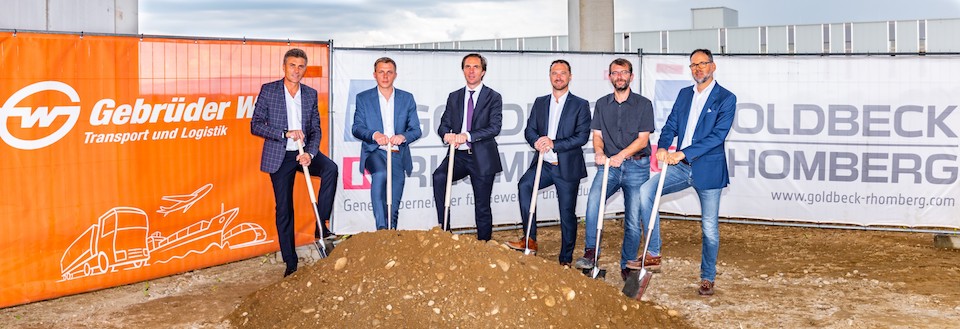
[139, 0, 960, 47]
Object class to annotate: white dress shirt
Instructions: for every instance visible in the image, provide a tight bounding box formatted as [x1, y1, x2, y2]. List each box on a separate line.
[544, 91, 568, 164]
[458, 83, 483, 150]
[377, 87, 397, 151]
[284, 83, 302, 151]
[681, 79, 716, 150]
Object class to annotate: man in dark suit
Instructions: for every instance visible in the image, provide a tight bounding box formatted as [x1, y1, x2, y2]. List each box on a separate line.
[505, 59, 591, 266]
[250, 48, 338, 277]
[351, 57, 422, 230]
[629, 48, 737, 296]
[432, 53, 503, 241]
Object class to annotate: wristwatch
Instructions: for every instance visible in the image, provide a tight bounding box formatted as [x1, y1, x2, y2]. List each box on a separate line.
[282, 129, 288, 139]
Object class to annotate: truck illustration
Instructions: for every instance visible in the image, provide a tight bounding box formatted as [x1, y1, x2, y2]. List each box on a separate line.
[60, 207, 151, 280]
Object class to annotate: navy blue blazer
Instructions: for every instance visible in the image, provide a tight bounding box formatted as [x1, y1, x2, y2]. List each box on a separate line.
[351, 87, 423, 175]
[250, 79, 321, 174]
[657, 82, 737, 189]
[524, 93, 591, 181]
[437, 85, 503, 176]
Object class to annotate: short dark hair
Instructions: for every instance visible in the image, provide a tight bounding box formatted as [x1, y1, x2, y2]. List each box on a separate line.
[284, 48, 308, 65]
[608, 58, 633, 74]
[461, 53, 487, 71]
[374, 57, 396, 71]
[690, 49, 714, 62]
[550, 59, 571, 73]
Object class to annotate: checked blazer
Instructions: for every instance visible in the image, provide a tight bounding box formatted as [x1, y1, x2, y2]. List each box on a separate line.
[250, 79, 322, 173]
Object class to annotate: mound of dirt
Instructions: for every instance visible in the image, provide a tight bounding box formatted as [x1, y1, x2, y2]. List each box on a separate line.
[226, 228, 690, 328]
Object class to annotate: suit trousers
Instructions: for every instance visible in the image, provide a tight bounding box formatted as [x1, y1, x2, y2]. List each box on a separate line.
[269, 151, 338, 271]
[517, 161, 581, 263]
[432, 150, 495, 241]
[364, 150, 405, 230]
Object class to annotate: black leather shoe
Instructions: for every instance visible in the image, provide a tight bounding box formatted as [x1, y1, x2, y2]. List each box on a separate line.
[283, 267, 297, 277]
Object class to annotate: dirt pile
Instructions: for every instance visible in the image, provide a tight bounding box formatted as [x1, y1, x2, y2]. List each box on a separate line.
[226, 228, 691, 328]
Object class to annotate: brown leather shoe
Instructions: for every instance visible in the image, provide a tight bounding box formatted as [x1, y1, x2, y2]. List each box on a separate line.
[620, 268, 633, 281]
[697, 280, 715, 296]
[504, 238, 537, 253]
[625, 252, 661, 272]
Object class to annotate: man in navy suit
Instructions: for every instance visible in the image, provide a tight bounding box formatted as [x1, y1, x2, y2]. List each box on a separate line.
[432, 53, 503, 241]
[628, 48, 737, 296]
[352, 57, 422, 230]
[505, 59, 591, 266]
[251, 48, 338, 277]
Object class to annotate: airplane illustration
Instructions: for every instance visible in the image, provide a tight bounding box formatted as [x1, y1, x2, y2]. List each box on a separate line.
[157, 184, 213, 216]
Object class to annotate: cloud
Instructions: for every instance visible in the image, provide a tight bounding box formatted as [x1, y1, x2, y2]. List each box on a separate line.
[139, 0, 959, 46]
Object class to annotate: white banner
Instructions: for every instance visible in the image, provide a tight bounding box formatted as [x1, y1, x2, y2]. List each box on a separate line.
[330, 49, 640, 234]
[641, 55, 960, 228]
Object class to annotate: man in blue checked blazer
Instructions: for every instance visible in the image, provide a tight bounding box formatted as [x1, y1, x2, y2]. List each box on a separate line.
[351, 57, 422, 230]
[251, 48, 338, 277]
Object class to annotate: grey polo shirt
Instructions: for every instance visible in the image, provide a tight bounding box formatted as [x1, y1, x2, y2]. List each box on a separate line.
[590, 92, 655, 158]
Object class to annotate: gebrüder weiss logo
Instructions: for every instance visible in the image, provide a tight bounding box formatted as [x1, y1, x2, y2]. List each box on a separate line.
[0, 81, 81, 150]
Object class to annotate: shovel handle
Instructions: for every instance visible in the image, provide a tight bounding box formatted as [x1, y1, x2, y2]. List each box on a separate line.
[523, 151, 545, 242]
[297, 140, 318, 204]
[386, 141, 392, 230]
[442, 144, 456, 230]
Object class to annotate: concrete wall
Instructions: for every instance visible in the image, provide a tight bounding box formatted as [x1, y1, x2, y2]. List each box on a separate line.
[0, 0, 137, 34]
[568, 0, 613, 51]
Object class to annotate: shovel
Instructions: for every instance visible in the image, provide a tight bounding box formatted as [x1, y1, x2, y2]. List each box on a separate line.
[521, 151, 545, 255]
[297, 140, 329, 259]
[386, 141, 393, 230]
[583, 158, 611, 279]
[442, 143, 456, 231]
[623, 162, 669, 299]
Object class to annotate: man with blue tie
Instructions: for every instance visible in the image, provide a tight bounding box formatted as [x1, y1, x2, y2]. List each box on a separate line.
[352, 57, 422, 230]
[505, 59, 591, 266]
[251, 48, 339, 277]
[628, 48, 737, 296]
[432, 53, 503, 241]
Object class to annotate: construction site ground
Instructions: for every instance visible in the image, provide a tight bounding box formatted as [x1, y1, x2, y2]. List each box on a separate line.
[3, 218, 960, 328]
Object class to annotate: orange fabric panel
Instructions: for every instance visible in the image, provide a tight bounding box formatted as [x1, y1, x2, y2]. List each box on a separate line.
[0, 32, 330, 307]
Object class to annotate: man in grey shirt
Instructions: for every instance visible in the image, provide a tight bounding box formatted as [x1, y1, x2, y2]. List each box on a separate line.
[574, 58, 656, 281]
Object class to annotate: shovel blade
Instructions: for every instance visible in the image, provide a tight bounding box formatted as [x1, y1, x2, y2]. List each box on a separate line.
[582, 267, 606, 279]
[622, 269, 653, 300]
[314, 240, 332, 259]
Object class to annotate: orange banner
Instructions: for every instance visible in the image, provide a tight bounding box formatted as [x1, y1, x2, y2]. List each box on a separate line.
[0, 32, 330, 308]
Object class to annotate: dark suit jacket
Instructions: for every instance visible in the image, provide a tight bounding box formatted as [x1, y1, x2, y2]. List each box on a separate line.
[437, 85, 503, 176]
[658, 82, 737, 189]
[524, 93, 591, 181]
[351, 87, 422, 175]
[250, 79, 321, 173]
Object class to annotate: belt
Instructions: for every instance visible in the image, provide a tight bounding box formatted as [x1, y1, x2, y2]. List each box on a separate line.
[548, 161, 558, 165]
[680, 158, 690, 165]
[630, 154, 646, 160]
[455, 148, 473, 155]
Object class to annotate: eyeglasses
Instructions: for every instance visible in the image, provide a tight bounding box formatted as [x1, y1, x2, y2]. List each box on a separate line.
[609, 70, 631, 77]
[689, 61, 713, 69]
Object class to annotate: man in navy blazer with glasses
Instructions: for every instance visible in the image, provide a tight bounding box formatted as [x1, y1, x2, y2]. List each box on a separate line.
[630, 48, 737, 296]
